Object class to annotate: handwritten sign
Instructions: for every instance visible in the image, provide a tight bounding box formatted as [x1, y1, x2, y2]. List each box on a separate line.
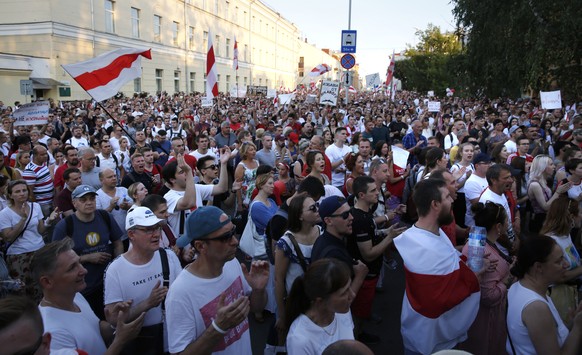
[201, 98, 213, 107]
[319, 81, 340, 106]
[12, 101, 50, 126]
[540, 90, 562, 109]
[428, 101, 441, 112]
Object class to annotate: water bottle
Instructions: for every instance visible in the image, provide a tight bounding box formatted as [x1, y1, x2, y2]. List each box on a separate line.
[467, 226, 487, 272]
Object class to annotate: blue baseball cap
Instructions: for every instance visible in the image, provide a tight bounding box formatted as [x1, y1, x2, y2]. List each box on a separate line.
[176, 206, 231, 248]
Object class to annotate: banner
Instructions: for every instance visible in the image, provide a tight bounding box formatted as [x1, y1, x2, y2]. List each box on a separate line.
[319, 81, 340, 106]
[365, 73, 382, 89]
[278, 93, 295, 105]
[246, 85, 268, 96]
[229, 86, 246, 97]
[540, 90, 562, 109]
[306, 94, 317, 104]
[201, 98, 213, 107]
[267, 89, 277, 98]
[428, 101, 441, 112]
[13, 101, 50, 126]
[428, 90, 435, 97]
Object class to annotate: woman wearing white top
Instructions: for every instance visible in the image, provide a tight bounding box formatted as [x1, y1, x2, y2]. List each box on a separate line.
[285, 258, 355, 355]
[506, 235, 582, 355]
[114, 136, 132, 173]
[275, 193, 322, 343]
[450, 142, 475, 227]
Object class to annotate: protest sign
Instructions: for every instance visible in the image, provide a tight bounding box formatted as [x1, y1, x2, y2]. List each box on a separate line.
[13, 101, 50, 126]
[540, 90, 562, 109]
[392, 145, 410, 168]
[201, 97, 213, 107]
[428, 90, 434, 97]
[428, 101, 441, 112]
[319, 81, 340, 106]
[365, 73, 382, 89]
[278, 93, 295, 105]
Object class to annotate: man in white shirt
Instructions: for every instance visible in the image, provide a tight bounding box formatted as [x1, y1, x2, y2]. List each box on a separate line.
[444, 119, 466, 155]
[66, 126, 89, 149]
[504, 125, 522, 154]
[97, 140, 124, 180]
[464, 153, 492, 227]
[325, 127, 351, 189]
[189, 134, 218, 163]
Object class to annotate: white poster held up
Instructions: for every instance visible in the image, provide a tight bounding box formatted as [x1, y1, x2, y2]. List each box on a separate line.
[428, 90, 435, 97]
[201, 98, 214, 107]
[391, 145, 410, 168]
[267, 89, 277, 98]
[278, 92, 296, 105]
[428, 101, 441, 112]
[365, 73, 382, 88]
[319, 81, 340, 106]
[13, 101, 50, 126]
[540, 90, 562, 109]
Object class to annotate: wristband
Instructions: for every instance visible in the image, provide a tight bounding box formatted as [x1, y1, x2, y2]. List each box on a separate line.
[212, 319, 228, 334]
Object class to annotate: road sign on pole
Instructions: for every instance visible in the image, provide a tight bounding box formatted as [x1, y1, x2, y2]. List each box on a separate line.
[340, 54, 356, 70]
[341, 30, 357, 53]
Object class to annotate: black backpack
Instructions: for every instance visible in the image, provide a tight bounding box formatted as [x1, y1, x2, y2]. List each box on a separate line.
[65, 209, 112, 238]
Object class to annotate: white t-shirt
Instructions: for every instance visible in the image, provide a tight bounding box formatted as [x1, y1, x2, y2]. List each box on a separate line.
[104, 249, 182, 351]
[164, 184, 214, 237]
[325, 144, 352, 187]
[40, 293, 107, 355]
[450, 163, 475, 194]
[568, 182, 582, 209]
[165, 259, 252, 354]
[189, 149, 218, 163]
[66, 136, 89, 149]
[504, 140, 517, 154]
[0, 203, 44, 255]
[444, 132, 459, 151]
[96, 153, 119, 172]
[96, 187, 131, 236]
[479, 187, 514, 240]
[464, 174, 488, 227]
[286, 312, 354, 355]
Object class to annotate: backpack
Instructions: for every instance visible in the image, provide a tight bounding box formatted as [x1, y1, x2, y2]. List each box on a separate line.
[65, 209, 112, 238]
[95, 154, 119, 168]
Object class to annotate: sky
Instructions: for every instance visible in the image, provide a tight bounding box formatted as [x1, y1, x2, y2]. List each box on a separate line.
[263, 0, 457, 80]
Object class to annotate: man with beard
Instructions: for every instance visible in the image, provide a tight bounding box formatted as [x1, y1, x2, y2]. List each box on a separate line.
[54, 146, 80, 193]
[393, 179, 480, 354]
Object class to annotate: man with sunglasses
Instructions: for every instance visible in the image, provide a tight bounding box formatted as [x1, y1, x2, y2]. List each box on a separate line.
[104, 206, 182, 354]
[197, 155, 228, 208]
[166, 206, 269, 355]
[311, 196, 369, 301]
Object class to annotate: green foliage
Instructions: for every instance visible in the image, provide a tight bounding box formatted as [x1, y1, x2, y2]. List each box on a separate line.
[452, 0, 582, 101]
[405, 24, 462, 56]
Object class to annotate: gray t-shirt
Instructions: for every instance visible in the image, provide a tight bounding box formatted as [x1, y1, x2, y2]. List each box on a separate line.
[256, 149, 276, 168]
[81, 167, 102, 190]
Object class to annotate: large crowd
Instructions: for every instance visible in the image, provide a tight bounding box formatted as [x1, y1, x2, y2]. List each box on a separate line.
[0, 89, 582, 355]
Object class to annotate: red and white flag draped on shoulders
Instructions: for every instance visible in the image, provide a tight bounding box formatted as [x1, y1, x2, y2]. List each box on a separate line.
[62, 47, 151, 102]
[393, 225, 480, 354]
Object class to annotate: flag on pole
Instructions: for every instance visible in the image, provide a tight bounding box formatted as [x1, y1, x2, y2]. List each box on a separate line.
[233, 36, 239, 70]
[62, 48, 151, 102]
[385, 50, 395, 87]
[206, 32, 219, 99]
[308, 63, 331, 77]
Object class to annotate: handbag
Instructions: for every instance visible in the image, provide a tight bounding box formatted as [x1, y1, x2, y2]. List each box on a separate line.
[2, 203, 34, 255]
[239, 202, 267, 258]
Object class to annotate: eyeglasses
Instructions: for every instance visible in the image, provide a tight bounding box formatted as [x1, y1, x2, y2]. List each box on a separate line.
[203, 164, 218, 170]
[328, 210, 351, 219]
[203, 226, 237, 242]
[306, 202, 319, 212]
[133, 225, 162, 236]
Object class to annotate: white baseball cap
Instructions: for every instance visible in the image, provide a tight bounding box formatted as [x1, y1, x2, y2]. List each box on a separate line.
[126, 206, 164, 229]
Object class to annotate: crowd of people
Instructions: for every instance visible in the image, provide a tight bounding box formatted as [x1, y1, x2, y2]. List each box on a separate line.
[0, 89, 581, 355]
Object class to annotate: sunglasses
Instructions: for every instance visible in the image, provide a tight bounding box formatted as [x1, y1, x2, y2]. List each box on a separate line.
[306, 203, 319, 212]
[203, 164, 218, 170]
[328, 210, 351, 219]
[204, 226, 237, 242]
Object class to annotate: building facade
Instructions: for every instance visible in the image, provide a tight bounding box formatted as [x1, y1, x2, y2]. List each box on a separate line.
[0, 0, 341, 103]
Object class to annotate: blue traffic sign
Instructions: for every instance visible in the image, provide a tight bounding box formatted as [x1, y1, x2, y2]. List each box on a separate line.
[340, 54, 356, 70]
[341, 30, 357, 53]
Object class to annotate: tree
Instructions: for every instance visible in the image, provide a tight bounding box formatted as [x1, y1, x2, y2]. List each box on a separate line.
[452, 0, 582, 101]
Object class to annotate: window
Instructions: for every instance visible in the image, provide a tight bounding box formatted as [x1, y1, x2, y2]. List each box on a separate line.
[226, 38, 230, 58]
[217, 74, 221, 92]
[234, 6, 238, 23]
[174, 71, 180, 93]
[172, 21, 179, 46]
[258, 78, 262, 85]
[243, 11, 247, 26]
[214, 0, 218, 14]
[134, 78, 141, 93]
[215, 35, 220, 56]
[105, 0, 115, 33]
[154, 15, 161, 42]
[226, 75, 231, 92]
[225, 1, 229, 20]
[188, 26, 195, 49]
[203, 31, 208, 50]
[202, 0, 207, 10]
[155, 69, 163, 92]
[203, 73, 207, 94]
[189, 72, 196, 93]
[243, 77, 247, 87]
[244, 44, 248, 61]
[131, 8, 140, 38]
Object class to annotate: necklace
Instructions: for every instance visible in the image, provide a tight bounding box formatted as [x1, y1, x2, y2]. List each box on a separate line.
[41, 298, 79, 312]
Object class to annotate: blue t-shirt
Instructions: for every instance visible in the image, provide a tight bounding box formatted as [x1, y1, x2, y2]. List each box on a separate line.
[250, 199, 278, 236]
[53, 211, 123, 293]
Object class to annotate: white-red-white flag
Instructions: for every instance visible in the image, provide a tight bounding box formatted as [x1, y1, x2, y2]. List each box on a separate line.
[206, 32, 219, 99]
[385, 50, 395, 87]
[308, 63, 331, 77]
[233, 36, 239, 70]
[62, 48, 151, 102]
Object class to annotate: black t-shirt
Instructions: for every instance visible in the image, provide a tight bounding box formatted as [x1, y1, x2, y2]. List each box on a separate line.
[311, 230, 354, 275]
[389, 121, 408, 141]
[348, 207, 382, 276]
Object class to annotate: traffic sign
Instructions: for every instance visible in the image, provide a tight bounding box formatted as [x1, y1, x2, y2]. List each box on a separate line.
[20, 80, 33, 96]
[341, 30, 357, 53]
[340, 54, 356, 70]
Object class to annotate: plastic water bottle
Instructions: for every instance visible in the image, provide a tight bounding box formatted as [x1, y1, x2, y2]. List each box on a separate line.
[467, 226, 487, 272]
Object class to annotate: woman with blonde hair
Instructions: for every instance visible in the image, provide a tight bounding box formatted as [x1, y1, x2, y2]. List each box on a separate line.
[114, 136, 132, 173]
[451, 143, 475, 227]
[14, 151, 30, 175]
[127, 182, 148, 207]
[527, 155, 571, 234]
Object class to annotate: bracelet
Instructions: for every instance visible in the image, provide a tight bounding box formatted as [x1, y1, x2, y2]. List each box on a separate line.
[211, 319, 228, 334]
[384, 214, 389, 222]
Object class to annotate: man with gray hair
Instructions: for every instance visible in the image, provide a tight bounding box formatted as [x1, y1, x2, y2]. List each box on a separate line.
[214, 121, 237, 149]
[78, 146, 101, 189]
